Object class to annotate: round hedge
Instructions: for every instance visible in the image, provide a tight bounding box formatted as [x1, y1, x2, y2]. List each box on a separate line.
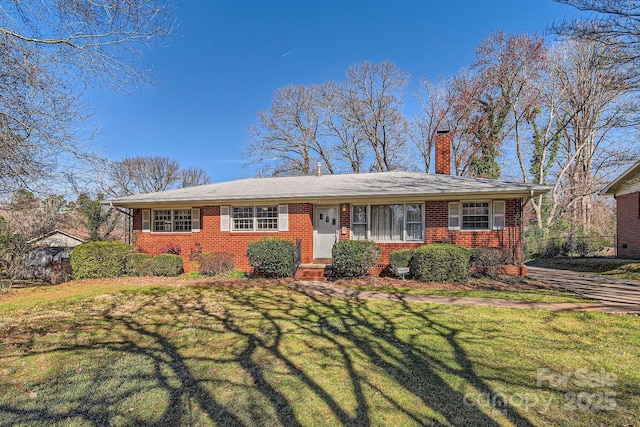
[331, 240, 381, 278]
[410, 243, 470, 283]
[246, 238, 294, 278]
[151, 253, 184, 276]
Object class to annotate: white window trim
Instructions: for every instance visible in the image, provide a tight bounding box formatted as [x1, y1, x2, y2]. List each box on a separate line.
[350, 203, 424, 243]
[147, 208, 199, 233]
[228, 205, 287, 232]
[448, 201, 506, 231]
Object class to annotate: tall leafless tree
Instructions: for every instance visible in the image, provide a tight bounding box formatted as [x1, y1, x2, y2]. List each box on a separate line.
[104, 156, 209, 196]
[246, 84, 333, 176]
[0, 1, 172, 196]
[553, 0, 640, 86]
[245, 62, 410, 176]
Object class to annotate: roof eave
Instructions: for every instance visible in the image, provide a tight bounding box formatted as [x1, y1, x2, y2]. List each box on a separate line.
[601, 160, 640, 195]
[106, 187, 551, 209]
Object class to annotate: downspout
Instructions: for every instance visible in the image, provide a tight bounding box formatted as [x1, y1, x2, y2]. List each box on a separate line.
[520, 190, 534, 270]
[110, 203, 133, 245]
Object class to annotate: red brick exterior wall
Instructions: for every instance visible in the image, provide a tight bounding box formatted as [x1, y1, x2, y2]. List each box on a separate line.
[132, 198, 524, 273]
[133, 203, 314, 271]
[616, 192, 640, 259]
[423, 199, 523, 264]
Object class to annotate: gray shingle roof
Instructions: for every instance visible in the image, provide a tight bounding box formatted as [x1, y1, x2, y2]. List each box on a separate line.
[105, 171, 551, 207]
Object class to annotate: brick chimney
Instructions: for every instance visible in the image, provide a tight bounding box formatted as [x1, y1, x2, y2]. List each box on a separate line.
[435, 130, 451, 175]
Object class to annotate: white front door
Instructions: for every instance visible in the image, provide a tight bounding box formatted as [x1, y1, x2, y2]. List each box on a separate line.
[314, 206, 340, 259]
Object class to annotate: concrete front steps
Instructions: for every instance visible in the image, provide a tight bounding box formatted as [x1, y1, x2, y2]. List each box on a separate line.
[296, 262, 332, 281]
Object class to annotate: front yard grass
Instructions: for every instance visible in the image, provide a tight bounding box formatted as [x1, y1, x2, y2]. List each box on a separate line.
[0, 278, 638, 426]
[528, 257, 640, 281]
[337, 286, 595, 303]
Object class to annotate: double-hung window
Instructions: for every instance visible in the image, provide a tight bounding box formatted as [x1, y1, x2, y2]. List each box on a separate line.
[351, 203, 424, 242]
[448, 201, 505, 230]
[232, 206, 278, 231]
[143, 208, 200, 233]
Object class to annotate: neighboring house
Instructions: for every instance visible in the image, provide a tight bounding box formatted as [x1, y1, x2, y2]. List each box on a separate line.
[107, 134, 550, 276]
[28, 229, 86, 248]
[21, 230, 85, 285]
[602, 160, 640, 259]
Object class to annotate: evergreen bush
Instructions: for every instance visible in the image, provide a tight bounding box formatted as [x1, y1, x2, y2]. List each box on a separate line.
[332, 240, 381, 278]
[410, 243, 470, 283]
[70, 241, 130, 279]
[125, 252, 152, 276]
[247, 239, 294, 278]
[389, 249, 414, 277]
[151, 253, 184, 276]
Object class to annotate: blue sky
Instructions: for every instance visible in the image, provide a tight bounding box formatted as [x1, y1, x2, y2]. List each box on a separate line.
[89, 0, 581, 184]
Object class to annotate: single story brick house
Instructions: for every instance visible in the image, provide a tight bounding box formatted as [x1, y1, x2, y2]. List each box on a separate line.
[602, 160, 640, 258]
[107, 136, 550, 277]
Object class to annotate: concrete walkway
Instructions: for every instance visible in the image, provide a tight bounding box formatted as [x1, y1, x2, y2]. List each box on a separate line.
[527, 266, 640, 314]
[290, 281, 637, 314]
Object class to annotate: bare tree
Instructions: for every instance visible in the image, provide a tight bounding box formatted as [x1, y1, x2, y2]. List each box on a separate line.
[522, 39, 638, 232]
[553, 39, 637, 231]
[245, 62, 410, 176]
[0, 1, 172, 196]
[553, 0, 640, 85]
[104, 156, 210, 196]
[410, 80, 449, 172]
[246, 84, 334, 176]
[180, 167, 211, 188]
[342, 62, 410, 172]
[319, 81, 369, 173]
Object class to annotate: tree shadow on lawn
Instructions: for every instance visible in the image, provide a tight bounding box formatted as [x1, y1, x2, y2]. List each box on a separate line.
[0, 285, 535, 426]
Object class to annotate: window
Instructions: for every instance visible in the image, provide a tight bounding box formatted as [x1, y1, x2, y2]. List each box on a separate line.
[232, 206, 278, 231]
[462, 202, 490, 229]
[232, 207, 254, 230]
[352, 205, 367, 240]
[153, 210, 172, 232]
[256, 206, 278, 230]
[448, 201, 505, 231]
[406, 204, 424, 241]
[148, 208, 199, 232]
[351, 204, 423, 242]
[173, 209, 192, 231]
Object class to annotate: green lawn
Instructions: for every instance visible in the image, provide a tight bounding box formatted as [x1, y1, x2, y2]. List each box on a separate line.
[0, 279, 638, 426]
[528, 258, 640, 281]
[339, 285, 596, 303]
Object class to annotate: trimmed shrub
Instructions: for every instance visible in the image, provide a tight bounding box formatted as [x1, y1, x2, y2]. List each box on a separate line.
[198, 252, 234, 276]
[151, 253, 184, 276]
[332, 240, 381, 278]
[247, 238, 294, 278]
[389, 249, 414, 277]
[410, 243, 470, 283]
[471, 247, 513, 276]
[126, 252, 152, 276]
[71, 241, 130, 279]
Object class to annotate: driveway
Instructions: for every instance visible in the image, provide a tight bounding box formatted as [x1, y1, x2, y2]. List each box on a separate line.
[527, 266, 640, 314]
